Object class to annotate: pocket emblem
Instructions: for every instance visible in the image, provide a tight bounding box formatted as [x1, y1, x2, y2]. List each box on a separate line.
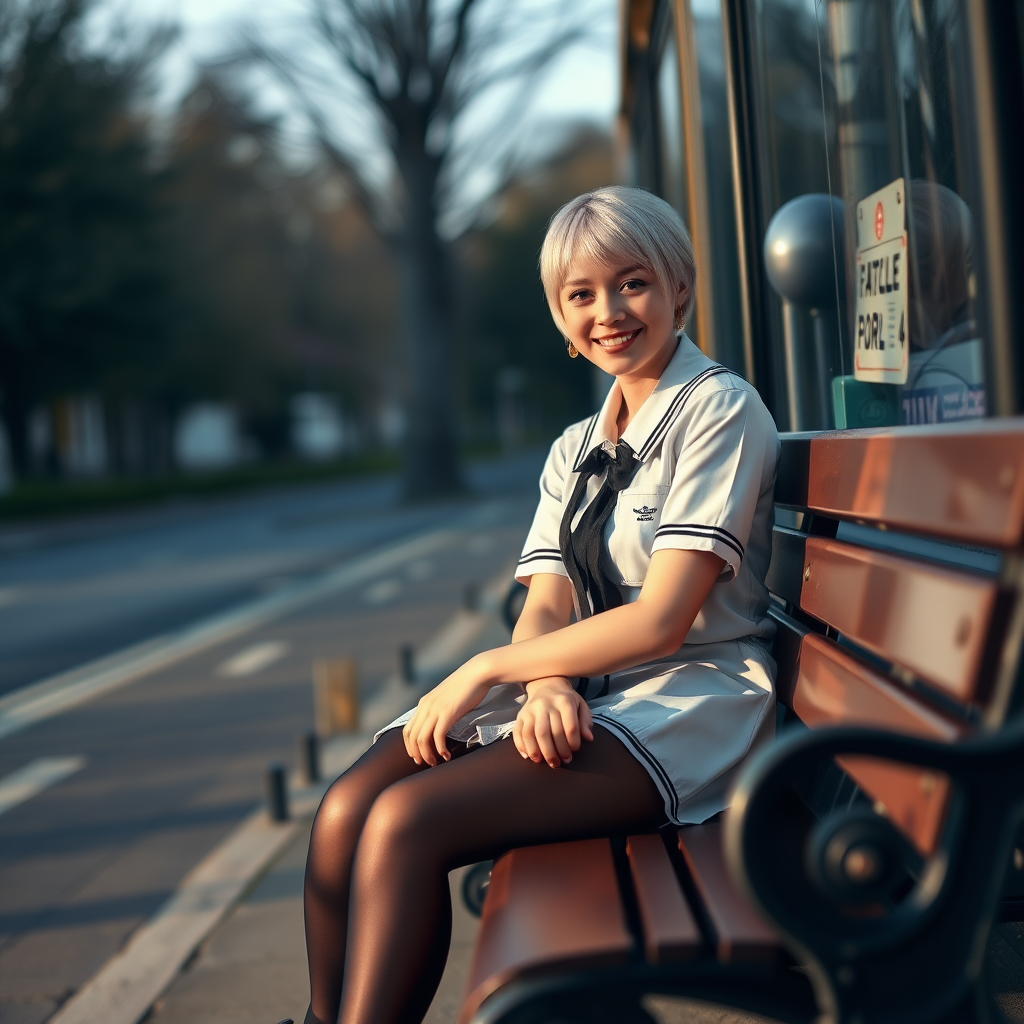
[633, 506, 657, 522]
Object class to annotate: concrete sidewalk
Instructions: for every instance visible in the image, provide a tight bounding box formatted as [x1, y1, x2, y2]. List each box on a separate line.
[145, 817, 483, 1024]
[144, 610, 506, 1024]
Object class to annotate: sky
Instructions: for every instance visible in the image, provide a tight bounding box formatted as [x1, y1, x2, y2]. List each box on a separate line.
[93, 0, 619, 126]
[86, 0, 620, 232]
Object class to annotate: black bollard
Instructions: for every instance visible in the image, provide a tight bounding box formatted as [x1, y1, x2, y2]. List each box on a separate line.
[400, 644, 416, 685]
[265, 762, 289, 822]
[298, 731, 320, 785]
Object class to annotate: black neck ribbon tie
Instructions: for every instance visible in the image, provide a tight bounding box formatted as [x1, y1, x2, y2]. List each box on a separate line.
[558, 439, 641, 620]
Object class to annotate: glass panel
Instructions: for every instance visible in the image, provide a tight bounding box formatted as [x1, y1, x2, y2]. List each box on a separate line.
[657, 19, 687, 217]
[749, 0, 992, 431]
[690, 0, 746, 374]
[656, 2, 746, 373]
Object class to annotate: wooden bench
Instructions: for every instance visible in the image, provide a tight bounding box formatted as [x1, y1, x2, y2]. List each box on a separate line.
[458, 420, 1024, 1024]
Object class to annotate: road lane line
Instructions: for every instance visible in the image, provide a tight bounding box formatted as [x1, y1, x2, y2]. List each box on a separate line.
[216, 640, 290, 678]
[0, 524, 466, 742]
[46, 559, 516, 1024]
[0, 756, 86, 816]
[364, 578, 402, 604]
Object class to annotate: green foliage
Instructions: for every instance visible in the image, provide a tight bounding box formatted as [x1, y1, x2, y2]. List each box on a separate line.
[0, 0, 174, 470]
[0, 2, 399, 478]
[0, 449, 400, 520]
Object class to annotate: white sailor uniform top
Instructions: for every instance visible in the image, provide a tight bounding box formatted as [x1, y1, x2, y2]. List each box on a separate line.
[380, 336, 781, 825]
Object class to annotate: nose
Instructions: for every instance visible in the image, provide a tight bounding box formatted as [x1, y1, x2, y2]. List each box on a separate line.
[595, 289, 625, 326]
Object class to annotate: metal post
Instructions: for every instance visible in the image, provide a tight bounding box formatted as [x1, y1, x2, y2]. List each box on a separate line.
[265, 762, 289, 822]
[298, 731, 320, 786]
[400, 644, 416, 685]
[780, 300, 805, 432]
[811, 310, 835, 429]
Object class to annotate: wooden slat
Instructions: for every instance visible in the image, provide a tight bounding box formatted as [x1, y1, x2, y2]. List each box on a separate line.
[793, 633, 965, 855]
[458, 840, 632, 1024]
[801, 423, 1024, 547]
[626, 833, 702, 963]
[799, 536, 999, 704]
[675, 822, 779, 963]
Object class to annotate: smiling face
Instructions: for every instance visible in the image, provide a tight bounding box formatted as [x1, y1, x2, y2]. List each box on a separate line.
[560, 255, 687, 384]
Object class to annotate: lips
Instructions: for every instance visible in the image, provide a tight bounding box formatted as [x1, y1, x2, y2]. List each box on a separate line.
[592, 328, 641, 350]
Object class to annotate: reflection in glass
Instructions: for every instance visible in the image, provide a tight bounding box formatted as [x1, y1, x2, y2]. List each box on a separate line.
[657, 22, 686, 218]
[749, 0, 990, 429]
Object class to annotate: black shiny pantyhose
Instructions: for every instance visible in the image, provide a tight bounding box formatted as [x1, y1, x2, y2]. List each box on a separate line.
[302, 725, 666, 1024]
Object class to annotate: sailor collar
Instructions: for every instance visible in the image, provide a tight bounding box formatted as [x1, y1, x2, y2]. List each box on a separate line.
[571, 335, 729, 472]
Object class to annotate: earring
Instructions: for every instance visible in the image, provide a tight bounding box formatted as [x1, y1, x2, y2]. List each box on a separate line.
[674, 306, 686, 332]
[565, 337, 579, 358]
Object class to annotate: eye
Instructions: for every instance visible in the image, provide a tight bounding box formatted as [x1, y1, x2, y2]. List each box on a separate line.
[567, 288, 592, 302]
[620, 278, 647, 292]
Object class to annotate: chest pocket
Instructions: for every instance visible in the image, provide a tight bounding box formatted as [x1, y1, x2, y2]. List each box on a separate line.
[605, 487, 670, 587]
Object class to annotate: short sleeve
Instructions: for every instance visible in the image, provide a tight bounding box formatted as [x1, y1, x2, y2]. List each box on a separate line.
[651, 387, 777, 581]
[516, 436, 570, 584]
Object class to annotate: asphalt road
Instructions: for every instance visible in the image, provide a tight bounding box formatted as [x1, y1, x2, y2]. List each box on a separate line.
[0, 450, 543, 1024]
[0, 452, 542, 698]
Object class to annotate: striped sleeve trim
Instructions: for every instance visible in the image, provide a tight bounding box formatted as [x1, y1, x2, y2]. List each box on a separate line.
[637, 366, 732, 461]
[654, 524, 744, 563]
[517, 547, 563, 567]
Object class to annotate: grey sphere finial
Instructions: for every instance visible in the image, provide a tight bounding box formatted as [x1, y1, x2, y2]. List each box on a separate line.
[763, 194, 844, 309]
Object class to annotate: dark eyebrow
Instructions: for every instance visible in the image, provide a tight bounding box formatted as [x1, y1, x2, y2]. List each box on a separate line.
[563, 264, 646, 288]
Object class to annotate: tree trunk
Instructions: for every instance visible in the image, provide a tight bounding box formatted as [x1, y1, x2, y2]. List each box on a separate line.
[393, 144, 463, 501]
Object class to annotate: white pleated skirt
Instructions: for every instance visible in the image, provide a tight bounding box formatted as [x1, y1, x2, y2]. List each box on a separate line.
[376, 638, 776, 825]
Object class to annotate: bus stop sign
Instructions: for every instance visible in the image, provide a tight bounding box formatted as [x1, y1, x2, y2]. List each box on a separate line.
[854, 177, 909, 384]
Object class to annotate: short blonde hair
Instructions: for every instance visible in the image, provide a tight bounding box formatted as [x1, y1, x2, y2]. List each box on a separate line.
[539, 186, 697, 337]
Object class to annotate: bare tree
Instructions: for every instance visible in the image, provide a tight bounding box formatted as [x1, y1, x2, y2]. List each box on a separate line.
[246, 0, 600, 499]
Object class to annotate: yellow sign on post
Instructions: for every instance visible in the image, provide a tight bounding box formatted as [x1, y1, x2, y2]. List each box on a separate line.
[313, 658, 360, 735]
[854, 177, 909, 384]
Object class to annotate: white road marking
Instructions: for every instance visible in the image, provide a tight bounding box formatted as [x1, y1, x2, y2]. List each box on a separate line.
[406, 558, 433, 581]
[216, 641, 289, 678]
[365, 578, 401, 605]
[0, 516, 502, 743]
[44, 560, 517, 1024]
[0, 756, 86, 816]
[44, 559, 518, 1024]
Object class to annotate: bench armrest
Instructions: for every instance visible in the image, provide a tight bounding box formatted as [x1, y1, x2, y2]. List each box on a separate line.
[724, 721, 1024, 1023]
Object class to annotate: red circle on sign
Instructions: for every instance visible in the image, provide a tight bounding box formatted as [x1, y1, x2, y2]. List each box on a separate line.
[875, 201, 884, 241]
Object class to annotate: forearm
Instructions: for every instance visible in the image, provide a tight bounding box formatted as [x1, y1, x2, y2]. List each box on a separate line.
[483, 550, 723, 688]
[482, 598, 681, 687]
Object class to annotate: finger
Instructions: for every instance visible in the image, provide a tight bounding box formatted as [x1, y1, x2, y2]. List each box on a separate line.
[402, 720, 420, 764]
[416, 717, 438, 766]
[512, 716, 528, 758]
[399, 716, 419, 765]
[520, 713, 541, 763]
[550, 710, 573, 763]
[579, 700, 594, 742]
[560, 702, 581, 753]
[533, 711, 560, 768]
[433, 721, 451, 763]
